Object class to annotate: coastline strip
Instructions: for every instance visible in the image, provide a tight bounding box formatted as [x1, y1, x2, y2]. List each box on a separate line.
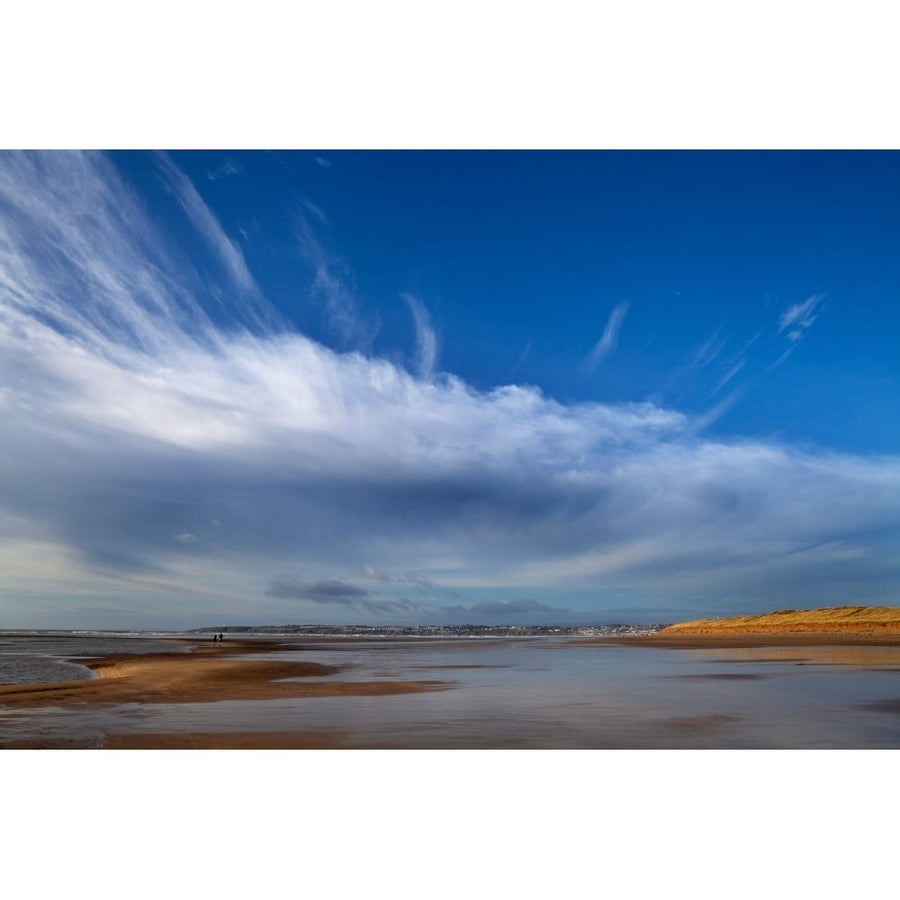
[578, 631, 900, 649]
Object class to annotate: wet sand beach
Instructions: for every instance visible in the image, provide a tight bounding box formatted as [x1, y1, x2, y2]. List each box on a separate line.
[103, 729, 357, 749]
[0, 640, 443, 749]
[588, 631, 900, 650]
[3, 620, 900, 749]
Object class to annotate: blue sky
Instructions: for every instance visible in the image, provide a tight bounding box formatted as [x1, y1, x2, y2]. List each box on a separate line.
[1, 150, 898, 628]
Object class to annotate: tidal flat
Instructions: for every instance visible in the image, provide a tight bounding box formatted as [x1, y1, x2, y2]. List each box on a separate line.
[2, 633, 900, 748]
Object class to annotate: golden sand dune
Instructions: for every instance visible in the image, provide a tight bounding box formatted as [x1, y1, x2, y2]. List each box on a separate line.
[661, 605, 900, 635]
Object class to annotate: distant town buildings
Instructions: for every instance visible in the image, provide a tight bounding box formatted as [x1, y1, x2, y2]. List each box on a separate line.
[192, 623, 666, 638]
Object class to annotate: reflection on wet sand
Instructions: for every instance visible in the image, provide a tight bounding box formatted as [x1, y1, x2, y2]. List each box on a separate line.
[678, 644, 900, 668]
[3, 635, 900, 748]
[673, 672, 768, 680]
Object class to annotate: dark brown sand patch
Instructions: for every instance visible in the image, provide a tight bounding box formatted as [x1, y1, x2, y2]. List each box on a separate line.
[103, 729, 353, 749]
[1, 737, 102, 750]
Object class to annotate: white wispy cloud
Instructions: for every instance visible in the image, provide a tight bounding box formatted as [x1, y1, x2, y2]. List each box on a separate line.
[155, 152, 259, 298]
[0, 150, 218, 360]
[2, 153, 898, 625]
[314, 156, 332, 168]
[401, 293, 438, 378]
[690, 386, 746, 434]
[778, 294, 823, 342]
[295, 212, 374, 347]
[766, 346, 796, 373]
[207, 157, 243, 181]
[585, 301, 629, 371]
[300, 198, 328, 223]
[689, 326, 727, 369]
[712, 359, 746, 395]
[510, 338, 532, 379]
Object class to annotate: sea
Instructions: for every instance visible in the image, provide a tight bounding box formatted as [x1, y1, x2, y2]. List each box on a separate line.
[0, 632, 191, 685]
[2, 630, 900, 748]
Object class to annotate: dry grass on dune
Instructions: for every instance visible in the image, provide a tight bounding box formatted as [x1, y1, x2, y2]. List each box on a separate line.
[662, 605, 900, 635]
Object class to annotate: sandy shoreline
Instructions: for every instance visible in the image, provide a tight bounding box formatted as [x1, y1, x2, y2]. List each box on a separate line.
[4, 630, 900, 748]
[0, 637, 450, 749]
[0, 638, 446, 710]
[581, 631, 900, 649]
